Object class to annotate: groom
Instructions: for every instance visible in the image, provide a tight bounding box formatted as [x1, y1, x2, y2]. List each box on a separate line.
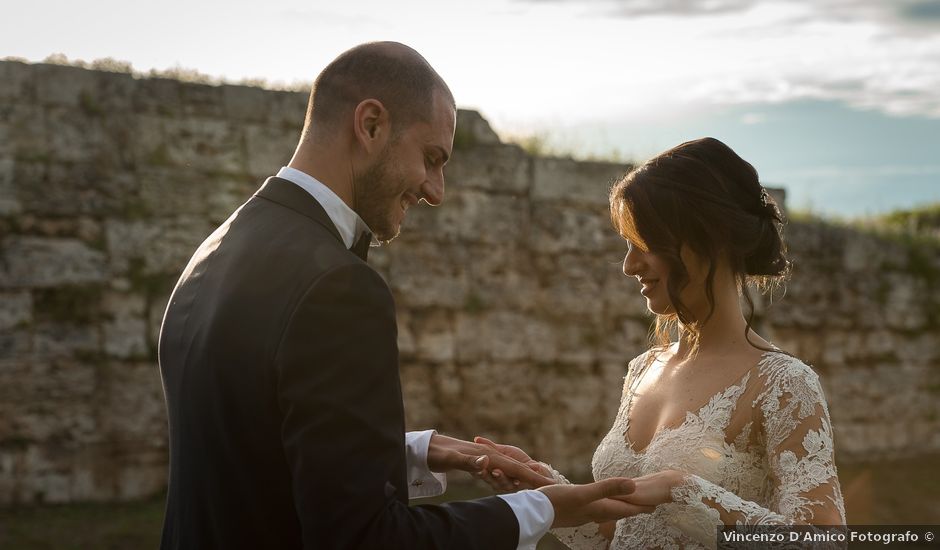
[158, 42, 639, 549]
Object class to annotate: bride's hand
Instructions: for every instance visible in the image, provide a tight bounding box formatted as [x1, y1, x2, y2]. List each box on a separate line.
[615, 469, 686, 507]
[426, 434, 554, 492]
[473, 436, 553, 491]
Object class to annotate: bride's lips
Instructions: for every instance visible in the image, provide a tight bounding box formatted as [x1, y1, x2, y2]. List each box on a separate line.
[639, 278, 659, 296]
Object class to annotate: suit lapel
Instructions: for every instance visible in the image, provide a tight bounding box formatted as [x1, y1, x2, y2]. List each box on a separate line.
[254, 177, 344, 246]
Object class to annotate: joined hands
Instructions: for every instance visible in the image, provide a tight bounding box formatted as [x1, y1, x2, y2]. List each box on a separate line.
[428, 433, 658, 528]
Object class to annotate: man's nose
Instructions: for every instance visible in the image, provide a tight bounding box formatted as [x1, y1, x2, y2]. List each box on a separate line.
[421, 172, 444, 206]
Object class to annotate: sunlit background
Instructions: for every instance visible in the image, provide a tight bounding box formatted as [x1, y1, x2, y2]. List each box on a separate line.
[2, 2, 939, 548]
[4, 0, 940, 216]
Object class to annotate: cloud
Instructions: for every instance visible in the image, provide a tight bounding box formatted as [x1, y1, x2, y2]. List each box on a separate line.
[278, 8, 381, 27]
[519, 0, 940, 26]
[901, 0, 940, 20]
[513, 0, 940, 119]
[521, 0, 759, 17]
[740, 112, 767, 124]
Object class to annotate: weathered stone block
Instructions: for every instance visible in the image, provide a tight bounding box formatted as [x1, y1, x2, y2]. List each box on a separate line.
[400, 363, 439, 429]
[44, 106, 110, 164]
[386, 243, 470, 309]
[95, 71, 136, 113]
[102, 292, 148, 359]
[161, 117, 246, 174]
[180, 82, 225, 118]
[597, 318, 649, 363]
[530, 201, 620, 253]
[0, 332, 31, 360]
[4, 104, 49, 160]
[131, 113, 168, 167]
[532, 156, 627, 207]
[396, 310, 416, 357]
[244, 123, 294, 177]
[456, 110, 501, 147]
[0, 60, 35, 101]
[132, 77, 183, 115]
[0, 237, 108, 289]
[33, 323, 101, 358]
[454, 310, 557, 363]
[105, 218, 213, 276]
[460, 243, 541, 313]
[535, 252, 606, 319]
[403, 188, 529, 244]
[449, 361, 541, 433]
[222, 84, 270, 122]
[266, 89, 307, 129]
[444, 144, 529, 194]
[13, 161, 142, 218]
[0, 291, 32, 330]
[33, 63, 99, 107]
[0, 157, 20, 215]
[409, 310, 456, 363]
[98, 362, 167, 446]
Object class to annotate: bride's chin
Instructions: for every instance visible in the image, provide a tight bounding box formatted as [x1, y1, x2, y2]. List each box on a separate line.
[646, 300, 674, 316]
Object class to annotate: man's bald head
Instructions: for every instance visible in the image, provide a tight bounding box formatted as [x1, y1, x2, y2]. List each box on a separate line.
[302, 42, 455, 142]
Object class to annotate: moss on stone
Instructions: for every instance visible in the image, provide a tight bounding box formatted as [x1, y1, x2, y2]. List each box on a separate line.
[78, 90, 103, 116]
[462, 292, 486, 313]
[146, 143, 171, 166]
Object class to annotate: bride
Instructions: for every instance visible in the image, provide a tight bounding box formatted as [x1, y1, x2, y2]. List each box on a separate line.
[482, 137, 846, 549]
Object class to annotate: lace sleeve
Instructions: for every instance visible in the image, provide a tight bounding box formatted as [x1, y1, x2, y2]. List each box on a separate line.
[543, 466, 610, 550]
[669, 355, 846, 547]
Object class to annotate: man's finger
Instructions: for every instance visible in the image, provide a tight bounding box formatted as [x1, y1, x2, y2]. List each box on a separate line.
[450, 451, 488, 473]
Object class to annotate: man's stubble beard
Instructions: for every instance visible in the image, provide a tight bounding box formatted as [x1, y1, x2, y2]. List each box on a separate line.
[353, 142, 407, 243]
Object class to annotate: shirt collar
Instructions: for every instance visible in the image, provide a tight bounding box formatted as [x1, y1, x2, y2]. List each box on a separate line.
[275, 166, 373, 249]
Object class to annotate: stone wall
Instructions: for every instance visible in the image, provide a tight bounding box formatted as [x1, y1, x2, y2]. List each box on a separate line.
[1, 61, 938, 505]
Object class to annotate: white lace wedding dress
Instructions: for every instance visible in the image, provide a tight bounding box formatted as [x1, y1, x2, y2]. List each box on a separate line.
[550, 349, 846, 549]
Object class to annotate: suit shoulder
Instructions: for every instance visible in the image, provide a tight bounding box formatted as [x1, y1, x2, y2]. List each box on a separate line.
[301, 261, 394, 310]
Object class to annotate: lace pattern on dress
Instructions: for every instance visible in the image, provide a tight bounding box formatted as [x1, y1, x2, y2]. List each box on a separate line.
[550, 351, 845, 550]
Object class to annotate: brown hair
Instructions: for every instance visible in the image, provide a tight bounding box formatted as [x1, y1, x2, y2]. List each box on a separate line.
[609, 137, 789, 356]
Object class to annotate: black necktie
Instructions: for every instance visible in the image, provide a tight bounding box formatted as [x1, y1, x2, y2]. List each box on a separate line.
[350, 232, 372, 261]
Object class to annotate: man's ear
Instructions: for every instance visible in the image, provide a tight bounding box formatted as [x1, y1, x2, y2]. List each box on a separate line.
[352, 99, 390, 155]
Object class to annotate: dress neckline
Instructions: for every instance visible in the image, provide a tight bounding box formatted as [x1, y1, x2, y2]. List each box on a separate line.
[622, 349, 778, 456]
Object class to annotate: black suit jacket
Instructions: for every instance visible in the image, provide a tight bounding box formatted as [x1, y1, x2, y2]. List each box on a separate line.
[158, 177, 519, 549]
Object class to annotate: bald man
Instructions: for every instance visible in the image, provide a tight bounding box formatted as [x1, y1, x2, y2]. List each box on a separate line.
[158, 42, 641, 550]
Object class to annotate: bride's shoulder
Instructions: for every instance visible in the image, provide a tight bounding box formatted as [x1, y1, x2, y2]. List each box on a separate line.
[758, 350, 818, 379]
[627, 343, 675, 372]
[754, 349, 827, 397]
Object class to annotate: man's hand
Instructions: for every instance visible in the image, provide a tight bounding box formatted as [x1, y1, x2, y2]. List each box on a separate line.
[426, 434, 554, 491]
[540, 478, 654, 528]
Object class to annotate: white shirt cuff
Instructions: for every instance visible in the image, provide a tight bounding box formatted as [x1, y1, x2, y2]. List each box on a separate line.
[498, 490, 554, 550]
[405, 430, 447, 499]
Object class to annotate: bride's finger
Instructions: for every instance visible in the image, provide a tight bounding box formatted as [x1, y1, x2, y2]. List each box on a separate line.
[474, 436, 499, 449]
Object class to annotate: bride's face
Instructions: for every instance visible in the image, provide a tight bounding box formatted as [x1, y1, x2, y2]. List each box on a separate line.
[622, 241, 711, 317]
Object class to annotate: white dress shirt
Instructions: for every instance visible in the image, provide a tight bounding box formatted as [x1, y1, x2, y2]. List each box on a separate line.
[274, 167, 556, 549]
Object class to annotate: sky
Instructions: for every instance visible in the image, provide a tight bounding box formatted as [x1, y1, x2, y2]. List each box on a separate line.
[3, 0, 940, 217]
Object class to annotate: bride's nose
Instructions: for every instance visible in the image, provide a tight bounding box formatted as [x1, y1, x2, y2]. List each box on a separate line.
[622, 246, 644, 277]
